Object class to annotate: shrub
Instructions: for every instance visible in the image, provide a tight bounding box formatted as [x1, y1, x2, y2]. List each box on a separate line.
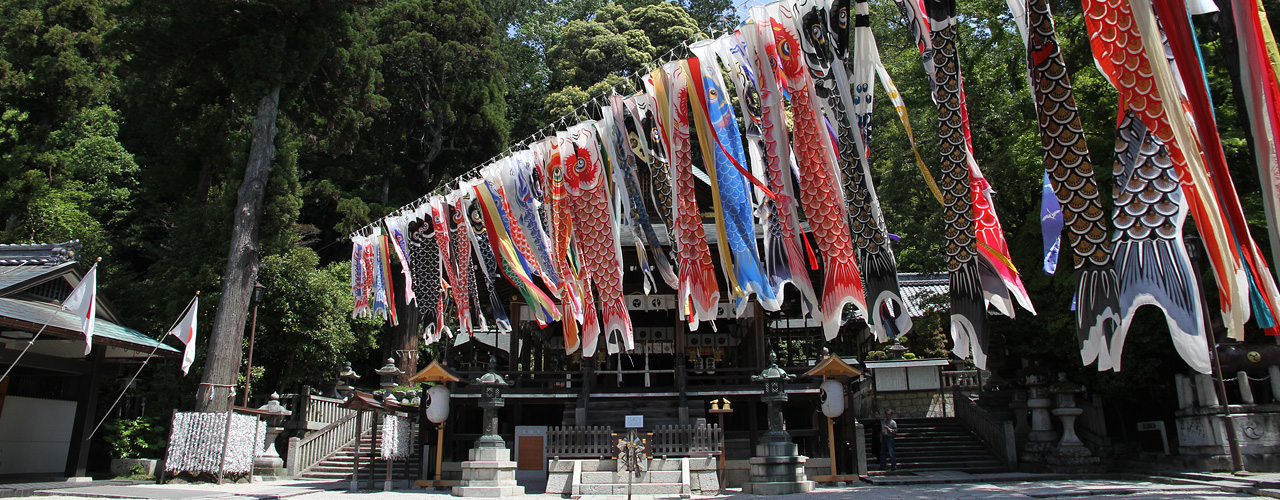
[103, 416, 166, 459]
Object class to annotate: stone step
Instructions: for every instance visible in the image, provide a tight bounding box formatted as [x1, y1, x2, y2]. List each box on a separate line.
[580, 470, 683, 484]
[577, 483, 688, 495]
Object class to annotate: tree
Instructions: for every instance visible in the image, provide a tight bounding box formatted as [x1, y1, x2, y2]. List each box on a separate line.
[253, 248, 381, 390]
[0, 0, 137, 271]
[369, 0, 510, 192]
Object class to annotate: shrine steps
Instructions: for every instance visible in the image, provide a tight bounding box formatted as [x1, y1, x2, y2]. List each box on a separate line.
[301, 429, 422, 481]
[865, 417, 1010, 474]
[545, 457, 719, 498]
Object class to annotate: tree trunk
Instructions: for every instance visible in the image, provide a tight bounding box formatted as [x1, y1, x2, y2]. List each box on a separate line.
[194, 86, 282, 412]
[387, 261, 419, 384]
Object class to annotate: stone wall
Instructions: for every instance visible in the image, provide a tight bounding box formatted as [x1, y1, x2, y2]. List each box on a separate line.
[1175, 405, 1280, 472]
[858, 391, 952, 419]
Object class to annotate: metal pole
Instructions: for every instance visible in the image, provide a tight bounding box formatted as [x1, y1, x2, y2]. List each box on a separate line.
[216, 391, 235, 484]
[243, 303, 259, 407]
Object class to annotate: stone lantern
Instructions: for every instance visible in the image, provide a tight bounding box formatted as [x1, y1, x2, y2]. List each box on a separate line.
[453, 355, 523, 497]
[253, 393, 292, 476]
[336, 361, 360, 399]
[375, 358, 404, 395]
[474, 355, 509, 450]
[742, 351, 814, 495]
[754, 351, 795, 445]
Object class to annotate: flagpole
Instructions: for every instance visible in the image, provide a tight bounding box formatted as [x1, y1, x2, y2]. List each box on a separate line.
[85, 292, 199, 440]
[0, 306, 67, 383]
[1, 258, 101, 383]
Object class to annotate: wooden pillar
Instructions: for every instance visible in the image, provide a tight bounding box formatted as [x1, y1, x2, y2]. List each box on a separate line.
[508, 300, 521, 372]
[65, 347, 105, 477]
[675, 311, 687, 406]
[753, 302, 766, 370]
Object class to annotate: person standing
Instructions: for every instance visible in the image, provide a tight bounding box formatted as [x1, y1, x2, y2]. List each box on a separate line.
[882, 409, 898, 470]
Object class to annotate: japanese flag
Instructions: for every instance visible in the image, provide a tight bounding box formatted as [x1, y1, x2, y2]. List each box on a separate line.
[170, 295, 199, 375]
[62, 264, 97, 356]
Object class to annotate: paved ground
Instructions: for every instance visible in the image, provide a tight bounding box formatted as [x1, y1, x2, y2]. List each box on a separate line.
[20, 474, 1280, 500]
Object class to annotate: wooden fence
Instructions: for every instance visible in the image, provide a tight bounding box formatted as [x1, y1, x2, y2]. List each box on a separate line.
[545, 424, 721, 459]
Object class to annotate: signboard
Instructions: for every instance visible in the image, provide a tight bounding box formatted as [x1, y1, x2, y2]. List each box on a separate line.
[624, 415, 644, 429]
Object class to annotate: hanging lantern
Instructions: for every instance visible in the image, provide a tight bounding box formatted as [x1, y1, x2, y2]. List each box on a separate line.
[819, 378, 846, 418]
[426, 384, 451, 424]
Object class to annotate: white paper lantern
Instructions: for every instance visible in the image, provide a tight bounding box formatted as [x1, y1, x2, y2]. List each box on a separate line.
[426, 384, 451, 423]
[819, 379, 846, 418]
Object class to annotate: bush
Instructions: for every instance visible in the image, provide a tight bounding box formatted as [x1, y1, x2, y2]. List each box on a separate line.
[865, 350, 888, 361]
[902, 352, 918, 360]
[103, 416, 167, 459]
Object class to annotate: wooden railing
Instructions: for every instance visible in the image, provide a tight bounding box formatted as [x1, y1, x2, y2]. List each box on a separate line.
[305, 395, 352, 427]
[546, 425, 615, 458]
[651, 424, 721, 456]
[942, 370, 980, 389]
[285, 409, 373, 477]
[545, 424, 722, 459]
[952, 387, 1016, 468]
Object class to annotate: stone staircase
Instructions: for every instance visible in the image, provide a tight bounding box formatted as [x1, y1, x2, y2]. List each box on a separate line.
[301, 428, 422, 481]
[546, 457, 718, 497]
[866, 417, 1009, 474]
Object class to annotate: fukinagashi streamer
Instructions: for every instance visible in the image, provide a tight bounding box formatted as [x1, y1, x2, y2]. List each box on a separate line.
[501, 152, 560, 293]
[462, 189, 512, 333]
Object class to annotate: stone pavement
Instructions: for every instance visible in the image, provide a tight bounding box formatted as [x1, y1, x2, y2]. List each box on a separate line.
[20, 474, 1280, 500]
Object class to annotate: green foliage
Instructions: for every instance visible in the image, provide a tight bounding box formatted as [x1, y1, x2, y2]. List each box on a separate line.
[865, 350, 887, 361]
[103, 416, 166, 459]
[252, 247, 381, 390]
[902, 352, 918, 360]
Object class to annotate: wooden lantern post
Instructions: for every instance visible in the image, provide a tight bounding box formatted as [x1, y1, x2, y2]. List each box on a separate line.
[802, 352, 863, 484]
[408, 360, 462, 489]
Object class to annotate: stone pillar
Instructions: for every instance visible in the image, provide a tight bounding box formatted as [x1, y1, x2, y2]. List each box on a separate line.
[1236, 371, 1254, 404]
[1175, 374, 1193, 409]
[1021, 374, 1056, 464]
[1196, 373, 1219, 407]
[1270, 366, 1280, 402]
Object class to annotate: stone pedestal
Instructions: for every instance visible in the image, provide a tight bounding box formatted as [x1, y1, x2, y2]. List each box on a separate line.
[1021, 381, 1057, 464]
[452, 446, 524, 497]
[740, 438, 814, 495]
[1045, 407, 1101, 472]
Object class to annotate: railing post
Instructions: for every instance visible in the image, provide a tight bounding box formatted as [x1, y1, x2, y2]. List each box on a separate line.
[854, 421, 867, 476]
[286, 437, 301, 477]
[1002, 420, 1017, 468]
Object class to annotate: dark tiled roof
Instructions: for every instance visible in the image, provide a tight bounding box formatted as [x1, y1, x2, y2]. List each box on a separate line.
[0, 240, 80, 266]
